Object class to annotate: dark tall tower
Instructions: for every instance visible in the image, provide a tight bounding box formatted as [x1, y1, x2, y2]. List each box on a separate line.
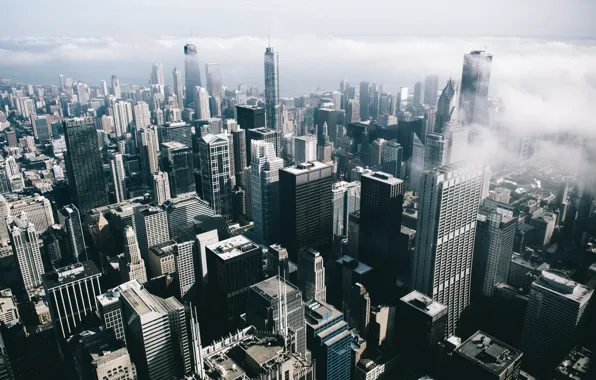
[58, 204, 87, 263]
[435, 79, 459, 133]
[424, 75, 439, 106]
[230, 124, 247, 187]
[358, 172, 404, 299]
[63, 117, 108, 216]
[160, 142, 195, 198]
[184, 43, 202, 108]
[264, 46, 281, 134]
[460, 50, 492, 126]
[279, 162, 333, 261]
[359, 82, 370, 121]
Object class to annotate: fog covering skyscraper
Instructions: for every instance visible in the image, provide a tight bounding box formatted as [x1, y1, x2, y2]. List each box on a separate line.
[459, 50, 492, 126]
[184, 43, 202, 108]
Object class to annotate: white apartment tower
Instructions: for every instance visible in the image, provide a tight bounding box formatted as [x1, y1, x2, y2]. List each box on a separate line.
[7, 214, 44, 293]
[120, 226, 148, 284]
[251, 141, 283, 244]
[194, 87, 211, 120]
[110, 154, 128, 203]
[410, 164, 489, 336]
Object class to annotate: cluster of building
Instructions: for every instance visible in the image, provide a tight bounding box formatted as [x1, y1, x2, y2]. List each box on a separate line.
[0, 37, 593, 380]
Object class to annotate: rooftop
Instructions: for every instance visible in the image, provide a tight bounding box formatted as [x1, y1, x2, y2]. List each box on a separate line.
[336, 256, 373, 275]
[304, 299, 343, 328]
[207, 235, 259, 260]
[362, 171, 403, 185]
[401, 290, 447, 318]
[555, 346, 591, 379]
[282, 160, 332, 175]
[455, 331, 522, 376]
[161, 141, 188, 150]
[43, 261, 101, 289]
[250, 276, 299, 302]
[534, 269, 593, 304]
[149, 240, 177, 258]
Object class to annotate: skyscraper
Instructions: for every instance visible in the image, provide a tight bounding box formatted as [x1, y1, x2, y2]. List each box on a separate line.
[247, 128, 279, 161]
[459, 50, 493, 126]
[304, 300, 351, 380]
[194, 86, 211, 120]
[133, 205, 170, 260]
[332, 181, 361, 239]
[435, 79, 460, 133]
[205, 63, 222, 117]
[251, 141, 283, 244]
[198, 134, 234, 221]
[230, 123, 247, 186]
[160, 141, 195, 198]
[359, 82, 370, 120]
[297, 248, 327, 302]
[293, 135, 317, 164]
[381, 141, 404, 179]
[119, 280, 191, 379]
[413, 81, 425, 106]
[63, 117, 108, 216]
[424, 75, 439, 106]
[158, 121, 192, 146]
[132, 101, 151, 129]
[472, 200, 516, 300]
[206, 235, 263, 334]
[279, 161, 333, 261]
[423, 133, 448, 170]
[110, 154, 128, 203]
[112, 101, 133, 137]
[111, 75, 121, 99]
[163, 194, 214, 239]
[7, 214, 44, 294]
[442, 121, 469, 163]
[119, 226, 148, 284]
[153, 172, 171, 205]
[246, 276, 307, 355]
[172, 67, 184, 110]
[58, 204, 87, 263]
[358, 172, 404, 296]
[137, 127, 160, 185]
[264, 46, 281, 134]
[184, 43, 202, 107]
[43, 261, 102, 339]
[411, 164, 489, 336]
[151, 62, 165, 87]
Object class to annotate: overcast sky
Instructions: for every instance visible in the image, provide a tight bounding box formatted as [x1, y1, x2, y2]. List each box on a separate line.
[2, 0, 595, 38]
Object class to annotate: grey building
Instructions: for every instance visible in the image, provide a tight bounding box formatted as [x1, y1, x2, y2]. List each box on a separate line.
[459, 50, 492, 126]
[163, 194, 214, 240]
[247, 127, 279, 161]
[424, 75, 439, 106]
[133, 205, 170, 260]
[157, 121, 192, 147]
[264, 46, 281, 134]
[160, 141, 195, 198]
[198, 134, 234, 221]
[184, 43, 202, 107]
[7, 214, 44, 295]
[58, 204, 87, 263]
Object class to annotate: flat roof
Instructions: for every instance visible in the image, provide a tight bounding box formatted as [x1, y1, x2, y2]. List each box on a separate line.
[400, 290, 447, 318]
[161, 141, 188, 149]
[282, 160, 331, 175]
[244, 343, 284, 366]
[455, 331, 522, 376]
[43, 261, 101, 289]
[206, 235, 259, 260]
[149, 240, 177, 258]
[534, 270, 593, 304]
[336, 256, 373, 275]
[304, 299, 343, 328]
[251, 276, 299, 302]
[361, 171, 403, 185]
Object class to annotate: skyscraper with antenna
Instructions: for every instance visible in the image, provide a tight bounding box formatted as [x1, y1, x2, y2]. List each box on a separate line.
[184, 43, 202, 108]
[264, 43, 281, 137]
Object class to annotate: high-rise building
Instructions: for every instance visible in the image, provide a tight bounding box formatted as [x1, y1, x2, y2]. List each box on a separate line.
[230, 123, 248, 187]
[205, 63, 222, 117]
[520, 270, 593, 376]
[58, 204, 87, 263]
[246, 276, 307, 355]
[236, 105, 266, 133]
[194, 86, 211, 120]
[413, 81, 425, 106]
[174, 240, 195, 298]
[459, 50, 492, 126]
[137, 126, 160, 185]
[435, 79, 460, 133]
[359, 82, 370, 121]
[163, 194, 214, 239]
[332, 181, 361, 238]
[472, 200, 516, 300]
[156, 120, 190, 145]
[119, 226, 148, 284]
[347, 99, 360, 123]
[247, 127, 279, 162]
[424, 133, 448, 170]
[317, 122, 334, 163]
[184, 43, 202, 107]
[198, 134, 234, 221]
[63, 117, 109, 215]
[206, 235, 263, 334]
[43, 261, 102, 339]
[111, 75, 121, 99]
[442, 121, 469, 163]
[172, 67, 184, 110]
[152, 171, 171, 205]
[110, 154, 127, 203]
[7, 214, 44, 294]
[151, 62, 165, 87]
[32, 115, 52, 141]
[120, 279, 191, 379]
[160, 141, 195, 198]
[293, 135, 317, 164]
[264, 46, 281, 134]
[411, 164, 489, 336]
[304, 299, 351, 380]
[112, 101, 133, 137]
[381, 141, 404, 179]
[358, 172, 404, 295]
[297, 248, 326, 302]
[371, 138, 386, 166]
[97, 287, 128, 344]
[251, 141, 283, 244]
[424, 75, 439, 106]
[396, 291, 447, 358]
[279, 161, 333, 261]
[133, 205, 170, 260]
[452, 331, 523, 380]
[347, 283, 371, 339]
[7, 194, 55, 235]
